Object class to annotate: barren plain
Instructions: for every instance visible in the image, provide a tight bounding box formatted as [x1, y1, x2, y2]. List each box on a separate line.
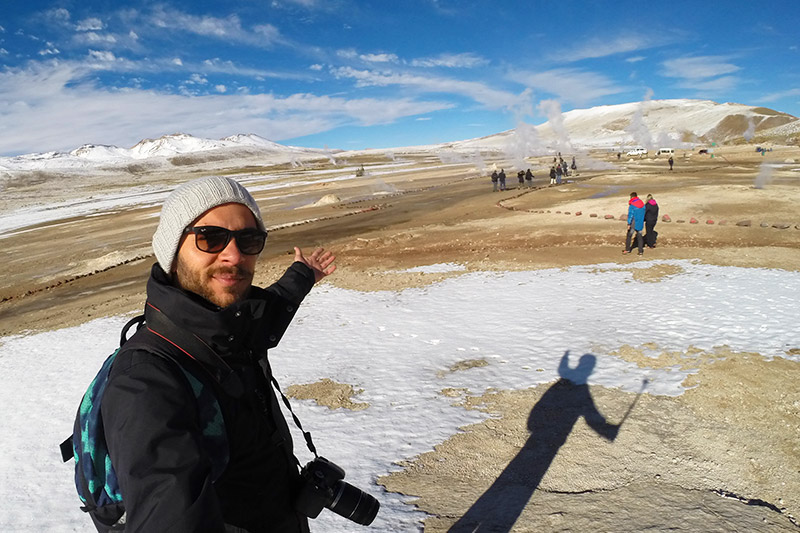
[2, 145, 799, 531]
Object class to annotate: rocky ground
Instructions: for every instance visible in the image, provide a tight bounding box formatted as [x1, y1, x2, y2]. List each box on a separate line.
[2, 144, 798, 531]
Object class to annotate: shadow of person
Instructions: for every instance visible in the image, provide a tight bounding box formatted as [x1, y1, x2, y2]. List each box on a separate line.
[449, 351, 621, 532]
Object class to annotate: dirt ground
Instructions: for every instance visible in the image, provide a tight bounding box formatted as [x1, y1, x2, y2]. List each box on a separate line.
[2, 144, 799, 530]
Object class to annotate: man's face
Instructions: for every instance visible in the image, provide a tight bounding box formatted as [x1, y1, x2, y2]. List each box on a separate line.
[173, 203, 259, 308]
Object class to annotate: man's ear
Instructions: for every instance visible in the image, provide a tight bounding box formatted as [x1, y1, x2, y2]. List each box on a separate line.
[171, 234, 188, 276]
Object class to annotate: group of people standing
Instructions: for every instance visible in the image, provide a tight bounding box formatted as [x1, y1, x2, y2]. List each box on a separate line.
[489, 155, 580, 191]
[623, 192, 659, 255]
[549, 155, 576, 185]
[491, 168, 534, 191]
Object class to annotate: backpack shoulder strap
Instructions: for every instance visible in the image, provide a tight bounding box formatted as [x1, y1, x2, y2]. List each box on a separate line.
[112, 324, 230, 482]
[60, 314, 146, 463]
[63, 313, 229, 511]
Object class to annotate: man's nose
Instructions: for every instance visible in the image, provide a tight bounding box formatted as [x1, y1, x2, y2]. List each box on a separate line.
[218, 237, 244, 262]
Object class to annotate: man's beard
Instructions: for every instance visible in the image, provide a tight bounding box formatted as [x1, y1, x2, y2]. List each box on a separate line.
[174, 258, 254, 308]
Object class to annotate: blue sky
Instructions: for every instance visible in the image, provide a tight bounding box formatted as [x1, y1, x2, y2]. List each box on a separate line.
[1, 0, 798, 156]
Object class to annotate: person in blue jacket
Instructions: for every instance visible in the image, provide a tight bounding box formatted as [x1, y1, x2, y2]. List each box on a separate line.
[623, 192, 645, 255]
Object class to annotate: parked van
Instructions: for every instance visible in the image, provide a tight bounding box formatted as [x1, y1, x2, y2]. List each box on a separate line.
[656, 148, 675, 156]
[626, 147, 647, 156]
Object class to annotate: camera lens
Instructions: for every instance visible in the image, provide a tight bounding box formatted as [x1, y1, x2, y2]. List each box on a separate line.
[328, 480, 380, 526]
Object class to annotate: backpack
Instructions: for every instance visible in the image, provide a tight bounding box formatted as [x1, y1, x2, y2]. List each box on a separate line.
[60, 314, 229, 532]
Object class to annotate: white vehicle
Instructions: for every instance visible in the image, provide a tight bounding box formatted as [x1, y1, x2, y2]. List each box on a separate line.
[626, 147, 647, 156]
[656, 148, 675, 156]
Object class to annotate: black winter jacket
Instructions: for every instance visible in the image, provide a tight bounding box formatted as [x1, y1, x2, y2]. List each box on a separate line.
[645, 200, 659, 224]
[102, 263, 315, 533]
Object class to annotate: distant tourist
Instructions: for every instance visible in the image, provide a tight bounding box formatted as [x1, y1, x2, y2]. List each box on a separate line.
[525, 168, 534, 188]
[491, 170, 499, 192]
[571, 156, 577, 171]
[668, 156, 674, 170]
[498, 169, 507, 191]
[555, 164, 563, 184]
[549, 166, 557, 185]
[517, 170, 525, 187]
[623, 192, 645, 255]
[644, 194, 659, 248]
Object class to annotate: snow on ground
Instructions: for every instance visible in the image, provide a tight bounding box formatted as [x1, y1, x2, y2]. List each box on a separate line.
[1, 260, 798, 532]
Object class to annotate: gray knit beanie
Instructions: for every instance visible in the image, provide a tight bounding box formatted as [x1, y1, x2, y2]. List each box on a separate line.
[152, 176, 265, 273]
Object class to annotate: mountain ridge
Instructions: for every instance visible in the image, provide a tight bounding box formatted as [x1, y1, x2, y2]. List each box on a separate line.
[1, 99, 797, 172]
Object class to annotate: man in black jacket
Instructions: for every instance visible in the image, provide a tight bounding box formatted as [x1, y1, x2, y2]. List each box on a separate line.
[101, 176, 335, 532]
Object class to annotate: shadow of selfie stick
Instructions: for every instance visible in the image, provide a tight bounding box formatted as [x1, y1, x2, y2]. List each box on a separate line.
[619, 378, 649, 426]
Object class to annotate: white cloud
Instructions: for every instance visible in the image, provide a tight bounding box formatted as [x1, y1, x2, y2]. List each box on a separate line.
[760, 87, 800, 103]
[661, 56, 741, 80]
[147, 7, 282, 46]
[360, 53, 399, 63]
[626, 56, 646, 63]
[553, 34, 670, 62]
[511, 68, 624, 105]
[0, 48, 7, 55]
[44, 8, 71, 25]
[411, 53, 489, 68]
[38, 48, 60, 56]
[0, 60, 455, 155]
[674, 75, 740, 93]
[272, 0, 318, 7]
[88, 50, 116, 62]
[80, 32, 118, 44]
[253, 24, 281, 44]
[188, 73, 208, 84]
[337, 49, 358, 59]
[331, 66, 528, 112]
[660, 56, 742, 96]
[43, 50, 307, 82]
[76, 18, 104, 31]
[309, 64, 323, 71]
[215, 85, 227, 93]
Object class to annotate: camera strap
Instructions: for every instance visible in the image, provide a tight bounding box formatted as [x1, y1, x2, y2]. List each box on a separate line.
[264, 362, 319, 460]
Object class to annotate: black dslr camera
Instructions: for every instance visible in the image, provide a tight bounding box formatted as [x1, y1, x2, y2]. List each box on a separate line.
[295, 457, 380, 526]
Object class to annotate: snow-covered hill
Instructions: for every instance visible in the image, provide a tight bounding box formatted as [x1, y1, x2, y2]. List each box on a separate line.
[0, 132, 336, 172]
[1, 100, 796, 172]
[452, 99, 798, 153]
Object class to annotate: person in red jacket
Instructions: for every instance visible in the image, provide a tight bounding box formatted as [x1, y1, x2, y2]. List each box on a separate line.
[623, 192, 645, 255]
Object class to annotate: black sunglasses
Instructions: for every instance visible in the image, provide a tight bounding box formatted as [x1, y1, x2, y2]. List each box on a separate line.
[183, 225, 268, 255]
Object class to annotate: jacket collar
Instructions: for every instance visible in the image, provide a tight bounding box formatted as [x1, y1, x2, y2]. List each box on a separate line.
[629, 197, 645, 208]
[146, 263, 269, 358]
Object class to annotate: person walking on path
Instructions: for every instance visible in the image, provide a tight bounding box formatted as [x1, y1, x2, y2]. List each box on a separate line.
[517, 170, 525, 188]
[623, 192, 646, 255]
[644, 194, 659, 248]
[498, 169, 507, 191]
[668, 156, 674, 170]
[525, 168, 533, 188]
[549, 166, 557, 185]
[491, 170, 499, 192]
